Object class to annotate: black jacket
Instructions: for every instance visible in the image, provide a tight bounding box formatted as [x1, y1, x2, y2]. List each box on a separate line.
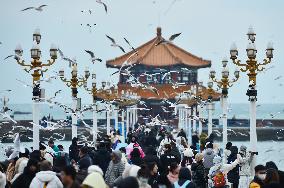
[227, 153, 239, 184]
[11, 168, 36, 188]
[148, 174, 159, 188]
[92, 148, 111, 175]
[78, 154, 92, 170]
[160, 151, 179, 174]
[191, 162, 206, 188]
[278, 170, 284, 188]
[69, 144, 79, 162]
[130, 156, 144, 166]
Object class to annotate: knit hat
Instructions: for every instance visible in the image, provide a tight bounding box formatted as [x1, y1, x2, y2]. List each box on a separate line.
[183, 148, 194, 157]
[88, 165, 104, 176]
[0, 172, 6, 188]
[213, 156, 222, 165]
[82, 172, 107, 188]
[112, 150, 122, 161]
[240, 145, 247, 153]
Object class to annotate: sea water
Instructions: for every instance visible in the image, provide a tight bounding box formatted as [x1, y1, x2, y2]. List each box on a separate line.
[2, 103, 284, 121]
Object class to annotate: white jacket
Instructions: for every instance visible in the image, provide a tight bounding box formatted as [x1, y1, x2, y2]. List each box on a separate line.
[238, 153, 253, 176]
[29, 171, 63, 188]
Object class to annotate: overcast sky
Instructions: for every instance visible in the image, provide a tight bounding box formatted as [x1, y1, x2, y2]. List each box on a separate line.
[0, 0, 283, 105]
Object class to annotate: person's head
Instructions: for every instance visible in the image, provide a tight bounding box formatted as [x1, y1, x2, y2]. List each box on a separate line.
[225, 142, 232, 150]
[137, 164, 150, 184]
[117, 176, 139, 188]
[266, 161, 278, 171]
[169, 162, 179, 174]
[195, 153, 204, 163]
[130, 148, 141, 159]
[48, 140, 54, 148]
[111, 150, 122, 163]
[148, 162, 158, 175]
[230, 146, 238, 155]
[131, 136, 137, 143]
[29, 150, 42, 162]
[164, 144, 172, 152]
[19, 148, 30, 158]
[79, 146, 88, 158]
[206, 142, 213, 149]
[179, 167, 191, 181]
[239, 145, 247, 156]
[255, 165, 266, 181]
[72, 137, 78, 145]
[61, 166, 76, 186]
[88, 165, 103, 176]
[58, 145, 64, 151]
[264, 168, 279, 184]
[39, 160, 52, 171]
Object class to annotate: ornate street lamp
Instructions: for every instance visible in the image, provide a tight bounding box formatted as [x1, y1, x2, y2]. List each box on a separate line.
[59, 63, 90, 138]
[14, 29, 58, 150]
[229, 26, 274, 173]
[210, 59, 240, 151]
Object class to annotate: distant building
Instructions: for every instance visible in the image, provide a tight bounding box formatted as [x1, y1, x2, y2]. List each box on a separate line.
[106, 27, 220, 125]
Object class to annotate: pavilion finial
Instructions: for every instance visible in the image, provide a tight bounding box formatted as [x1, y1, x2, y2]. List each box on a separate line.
[157, 27, 162, 37]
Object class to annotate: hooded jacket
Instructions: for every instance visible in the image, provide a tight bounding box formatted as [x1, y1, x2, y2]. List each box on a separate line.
[29, 171, 63, 188]
[191, 162, 206, 188]
[105, 151, 125, 186]
[203, 148, 215, 169]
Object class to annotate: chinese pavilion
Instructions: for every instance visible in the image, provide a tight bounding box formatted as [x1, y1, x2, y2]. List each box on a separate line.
[106, 27, 219, 125]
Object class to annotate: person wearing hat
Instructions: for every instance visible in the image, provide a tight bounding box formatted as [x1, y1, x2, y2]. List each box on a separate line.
[191, 153, 206, 188]
[105, 150, 125, 187]
[238, 145, 255, 188]
[82, 171, 107, 188]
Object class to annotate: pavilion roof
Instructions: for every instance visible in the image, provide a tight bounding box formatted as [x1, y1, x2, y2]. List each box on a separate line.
[106, 27, 211, 69]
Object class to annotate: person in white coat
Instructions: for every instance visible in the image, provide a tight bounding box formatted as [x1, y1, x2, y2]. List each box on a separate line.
[29, 160, 63, 188]
[208, 155, 239, 188]
[238, 145, 254, 188]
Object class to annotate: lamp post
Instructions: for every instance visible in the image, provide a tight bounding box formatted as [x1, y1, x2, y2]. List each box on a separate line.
[210, 58, 240, 149]
[84, 72, 99, 142]
[14, 29, 58, 150]
[59, 64, 90, 138]
[229, 26, 274, 172]
[206, 81, 215, 136]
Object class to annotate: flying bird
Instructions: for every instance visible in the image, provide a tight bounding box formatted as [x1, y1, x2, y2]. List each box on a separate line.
[4, 55, 20, 61]
[85, 50, 102, 63]
[21, 5, 47, 12]
[96, 0, 108, 13]
[156, 33, 181, 46]
[58, 48, 76, 67]
[274, 76, 283, 80]
[106, 35, 125, 53]
[123, 38, 138, 55]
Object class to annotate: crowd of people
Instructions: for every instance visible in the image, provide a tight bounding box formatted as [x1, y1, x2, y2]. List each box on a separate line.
[0, 125, 283, 188]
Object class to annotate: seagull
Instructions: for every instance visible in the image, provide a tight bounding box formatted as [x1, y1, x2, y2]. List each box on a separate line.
[123, 38, 138, 55]
[4, 55, 20, 61]
[58, 48, 76, 67]
[0, 112, 17, 124]
[85, 50, 102, 63]
[21, 5, 47, 12]
[156, 33, 182, 46]
[274, 76, 283, 80]
[96, 0, 108, 13]
[106, 35, 125, 53]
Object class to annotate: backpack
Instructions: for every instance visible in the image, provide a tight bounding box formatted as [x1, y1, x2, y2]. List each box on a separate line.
[213, 171, 226, 187]
[173, 180, 190, 188]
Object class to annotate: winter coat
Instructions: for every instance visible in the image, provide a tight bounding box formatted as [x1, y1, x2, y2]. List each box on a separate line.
[78, 154, 92, 170]
[92, 148, 111, 175]
[227, 151, 240, 185]
[105, 160, 125, 186]
[69, 144, 79, 162]
[238, 153, 253, 176]
[148, 174, 159, 188]
[130, 156, 144, 166]
[160, 151, 179, 174]
[278, 170, 284, 188]
[202, 148, 215, 170]
[191, 162, 206, 188]
[29, 171, 63, 188]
